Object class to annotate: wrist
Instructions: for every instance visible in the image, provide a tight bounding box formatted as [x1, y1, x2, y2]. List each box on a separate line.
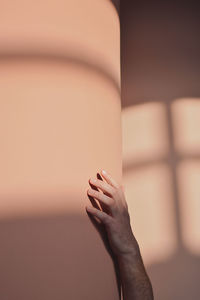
[116, 236, 141, 260]
[117, 248, 142, 265]
[116, 243, 145, 274]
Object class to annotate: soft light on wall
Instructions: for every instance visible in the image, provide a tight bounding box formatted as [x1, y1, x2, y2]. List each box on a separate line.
[0, 1, 121, 299]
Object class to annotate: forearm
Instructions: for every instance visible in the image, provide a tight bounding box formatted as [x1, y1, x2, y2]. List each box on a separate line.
[86, 170, 154, 299]
[117, 242, 154, 300]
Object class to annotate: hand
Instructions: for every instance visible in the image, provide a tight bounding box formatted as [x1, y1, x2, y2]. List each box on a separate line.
[86, 169, 139, 258]
[86, 170, 154, 300]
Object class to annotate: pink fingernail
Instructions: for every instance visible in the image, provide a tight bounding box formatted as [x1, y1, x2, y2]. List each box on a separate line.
[86, 206, 92, 211]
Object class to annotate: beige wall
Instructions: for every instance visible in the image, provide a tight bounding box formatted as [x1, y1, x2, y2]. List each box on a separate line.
[121, 1, 200, 299]
[0, 1, 121, 299]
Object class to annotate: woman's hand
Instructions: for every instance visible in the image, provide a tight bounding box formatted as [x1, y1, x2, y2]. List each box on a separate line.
[86, 169, 139, 258]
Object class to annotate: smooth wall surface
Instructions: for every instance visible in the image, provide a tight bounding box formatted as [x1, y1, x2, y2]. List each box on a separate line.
[121, 1, 200, 299]
[0, 1, 121, 299]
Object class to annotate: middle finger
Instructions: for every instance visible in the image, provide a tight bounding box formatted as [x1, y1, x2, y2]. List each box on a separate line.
[89, 178, 115, 197]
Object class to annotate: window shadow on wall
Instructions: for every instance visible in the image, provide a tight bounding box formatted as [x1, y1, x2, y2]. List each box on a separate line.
[121, 0, 200, 299]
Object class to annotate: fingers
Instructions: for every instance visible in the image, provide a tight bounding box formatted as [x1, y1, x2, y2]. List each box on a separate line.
[89, 177, 115, 197]
[87, 188, 116, 210]
[87, 193, 101, 210]
[86, 206, 112, 225]
[91, 174, 111, 215]
[86, 170, 124, 218]
[100, 169, 119, 188]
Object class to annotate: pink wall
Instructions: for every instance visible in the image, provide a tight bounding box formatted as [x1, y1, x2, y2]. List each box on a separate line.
[0, 1, 121, 299]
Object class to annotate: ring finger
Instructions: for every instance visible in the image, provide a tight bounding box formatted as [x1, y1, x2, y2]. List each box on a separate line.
[87, 188, 116, 215]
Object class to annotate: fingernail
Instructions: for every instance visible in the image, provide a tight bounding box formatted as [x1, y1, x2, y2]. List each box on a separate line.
[90, 178, 96, 183]
[86, 206, 92, 211]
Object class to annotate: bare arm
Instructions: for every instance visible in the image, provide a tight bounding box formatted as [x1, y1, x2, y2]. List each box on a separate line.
[86, 169, 153, 300]
[117, 246, 153, 300]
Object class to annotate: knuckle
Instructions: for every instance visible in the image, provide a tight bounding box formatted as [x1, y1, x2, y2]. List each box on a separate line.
[98, 180, 104, 189]
[120, 204, 128, 214]
[97, 179, 106, 191]
[111, 188, 118, 198]
[93, 190, 99, 197]
[108, 197, 116, 207]
[95, 179, 101, 185]
[99, 193, 105, 201]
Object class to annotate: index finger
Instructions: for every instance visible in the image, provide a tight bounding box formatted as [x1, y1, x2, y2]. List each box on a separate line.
[100, 169, 120, 189]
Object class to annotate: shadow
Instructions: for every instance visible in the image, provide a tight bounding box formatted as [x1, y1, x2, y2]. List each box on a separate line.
[110, 0, 120, 15]
[0, 52, 120, 95]
[146, 99, 200, 299]
[121, 0, 200, 108]
[0, 1, 121, 299]
[148, 249, 200, 300]
[0, 210, 120, 300]
[121, 0, 200, 299]
[0, 23, 121, 297]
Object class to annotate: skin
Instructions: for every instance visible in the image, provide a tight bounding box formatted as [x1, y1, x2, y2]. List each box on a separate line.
[86, 169, 154, 300]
